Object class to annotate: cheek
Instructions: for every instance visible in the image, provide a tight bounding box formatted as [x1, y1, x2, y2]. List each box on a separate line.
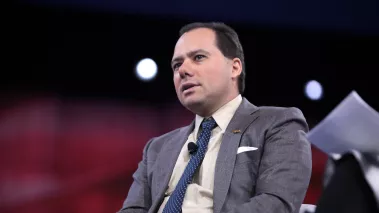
[205, 68, 227, 84]
[173, 74, 180, 89]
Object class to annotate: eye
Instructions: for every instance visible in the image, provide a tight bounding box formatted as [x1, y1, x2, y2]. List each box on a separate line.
[194, 55, 206, 61]
[172, 62, 182, 71]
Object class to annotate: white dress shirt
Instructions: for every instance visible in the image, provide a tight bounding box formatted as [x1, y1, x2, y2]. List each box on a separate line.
[158, 95, 242, 213]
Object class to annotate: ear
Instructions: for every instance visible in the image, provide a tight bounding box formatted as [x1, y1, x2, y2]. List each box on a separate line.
[231, 58, 242, 79]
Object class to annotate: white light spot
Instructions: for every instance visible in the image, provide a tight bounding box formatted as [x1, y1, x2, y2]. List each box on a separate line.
[135, 58, 157, 81]
[305, 80, 323, 100]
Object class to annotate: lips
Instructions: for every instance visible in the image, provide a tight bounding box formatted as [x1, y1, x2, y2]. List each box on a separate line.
[181, 82, 199, 92]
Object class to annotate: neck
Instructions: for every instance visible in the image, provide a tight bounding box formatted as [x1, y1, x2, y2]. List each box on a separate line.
[193, 92, 240, 117]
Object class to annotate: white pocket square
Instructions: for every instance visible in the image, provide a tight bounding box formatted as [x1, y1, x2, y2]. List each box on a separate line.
[237, 146, 258, 154]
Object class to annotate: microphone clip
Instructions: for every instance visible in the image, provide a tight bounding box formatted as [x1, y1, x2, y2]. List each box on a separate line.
[187, 142, 198, 155]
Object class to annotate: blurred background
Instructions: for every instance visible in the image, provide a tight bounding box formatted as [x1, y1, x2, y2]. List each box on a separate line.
[2, 0, 379, 212]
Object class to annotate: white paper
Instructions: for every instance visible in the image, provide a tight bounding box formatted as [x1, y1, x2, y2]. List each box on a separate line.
[307, 91, 379, 155]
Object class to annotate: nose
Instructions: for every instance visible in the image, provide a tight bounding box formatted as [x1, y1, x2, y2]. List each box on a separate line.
[178, 60, 193, 79]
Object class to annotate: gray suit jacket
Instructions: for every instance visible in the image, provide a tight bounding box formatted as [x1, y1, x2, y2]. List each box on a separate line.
[119, 98, 312, 213]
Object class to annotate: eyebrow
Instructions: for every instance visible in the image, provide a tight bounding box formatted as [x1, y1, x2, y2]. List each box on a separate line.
[171, 49, 210, 67]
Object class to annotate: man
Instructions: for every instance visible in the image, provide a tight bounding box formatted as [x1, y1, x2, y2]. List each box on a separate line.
[118, 22, 312, 213]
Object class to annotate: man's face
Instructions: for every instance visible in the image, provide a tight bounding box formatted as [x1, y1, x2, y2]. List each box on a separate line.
[172, 28, 240, 116]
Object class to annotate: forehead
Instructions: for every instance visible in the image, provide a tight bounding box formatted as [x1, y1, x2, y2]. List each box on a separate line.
[173, 28, 218, 55]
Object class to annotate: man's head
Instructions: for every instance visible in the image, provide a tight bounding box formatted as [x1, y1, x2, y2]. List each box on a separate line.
[172, 22, 245, 117]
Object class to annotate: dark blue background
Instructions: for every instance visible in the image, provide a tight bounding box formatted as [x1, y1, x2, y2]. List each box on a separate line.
[7, 1, 379, 123]
[20, 0, 379, 34]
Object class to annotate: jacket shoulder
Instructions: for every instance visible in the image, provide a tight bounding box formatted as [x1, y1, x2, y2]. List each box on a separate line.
[257, 106, 305, 119]
[146, 125, 190, 152]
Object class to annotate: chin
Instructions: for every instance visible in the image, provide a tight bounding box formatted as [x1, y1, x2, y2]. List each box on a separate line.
[181, 96, 205, 113]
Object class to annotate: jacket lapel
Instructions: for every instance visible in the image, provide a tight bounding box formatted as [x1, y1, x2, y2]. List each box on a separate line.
[149, 121, 195, 213]
[213, 98, 260, 213]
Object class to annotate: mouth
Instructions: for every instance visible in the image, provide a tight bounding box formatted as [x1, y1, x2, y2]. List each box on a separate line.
[181, 82, 199, 93]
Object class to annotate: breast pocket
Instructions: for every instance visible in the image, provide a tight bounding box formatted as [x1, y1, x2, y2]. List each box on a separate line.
[232, 150, 260, 196]
[235, 149, 260, 165]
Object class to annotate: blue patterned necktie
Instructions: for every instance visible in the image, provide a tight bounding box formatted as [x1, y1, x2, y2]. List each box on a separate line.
[162, 117, 217, 213]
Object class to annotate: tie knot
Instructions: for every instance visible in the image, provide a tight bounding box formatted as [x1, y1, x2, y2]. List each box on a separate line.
[201, 117, 217, 130]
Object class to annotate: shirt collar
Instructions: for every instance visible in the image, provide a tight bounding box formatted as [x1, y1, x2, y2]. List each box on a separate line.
[194, 94, 242, 139]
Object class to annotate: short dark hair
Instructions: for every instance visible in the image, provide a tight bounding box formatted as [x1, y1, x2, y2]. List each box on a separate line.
[179, 22, 246, 94]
